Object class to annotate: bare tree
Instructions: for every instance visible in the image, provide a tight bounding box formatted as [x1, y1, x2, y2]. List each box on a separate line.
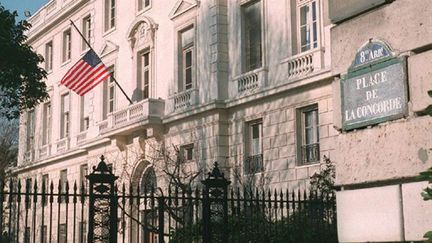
[0, 118, 18, 178]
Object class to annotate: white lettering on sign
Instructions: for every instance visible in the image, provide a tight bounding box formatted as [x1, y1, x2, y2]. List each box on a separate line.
[344, 97, 403, 121]
[358, 47, 385, 65]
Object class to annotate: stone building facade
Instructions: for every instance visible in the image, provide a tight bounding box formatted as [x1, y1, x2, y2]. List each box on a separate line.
[15, 0, 432, 242]
[330, 0, 432, 242]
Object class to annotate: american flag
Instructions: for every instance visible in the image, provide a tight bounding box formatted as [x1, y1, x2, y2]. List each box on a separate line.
[60, 49, 111, 96]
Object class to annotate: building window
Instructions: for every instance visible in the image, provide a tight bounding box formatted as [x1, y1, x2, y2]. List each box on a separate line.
[140, 167, 157, 193]
[102, 66, 115, 120]
[26, 110, 35, 151]
[59, 224, 67, 243]
[80, 164, 88, 188]
[62, 29, 71, 63]
[82, 15, 91, 51]
[179, 27, 194, 91]
[137, 50, 150, 100]
[42, 174, 49, 206]
[60, 169, 68, 202]
[245, 120, 263, 174]
[242, 0, 262, 72]
[45, 41, 53, 71]
[60, 93, 70, 138]
[297, 105, 320, 165]
[138, 0, 150, 11]
[42, 102, 51, 145]
[180, 144, 194, 162]
[104, 0, 116, 31]
[298, 0, 318, 52]
[80, 94, 90, 132]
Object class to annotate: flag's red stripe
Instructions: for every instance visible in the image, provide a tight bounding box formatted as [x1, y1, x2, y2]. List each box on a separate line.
[67, 64, 95, 89]
[63, 62, 91, 87]
[73, 64, 106, 91]
[61, 60, 85, 84]
[76, 66, 110, 94]
[78, 72, 111, 96]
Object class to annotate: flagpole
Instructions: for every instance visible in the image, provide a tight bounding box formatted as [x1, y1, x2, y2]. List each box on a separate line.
[69, 20, 133, 105]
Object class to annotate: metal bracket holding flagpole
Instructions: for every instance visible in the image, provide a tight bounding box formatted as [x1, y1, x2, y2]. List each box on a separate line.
[69, 20, 133, 105]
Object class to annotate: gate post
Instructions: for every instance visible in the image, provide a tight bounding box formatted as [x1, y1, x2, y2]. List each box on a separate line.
[201, 162, 230, 243]
[87, 155, 119, 243]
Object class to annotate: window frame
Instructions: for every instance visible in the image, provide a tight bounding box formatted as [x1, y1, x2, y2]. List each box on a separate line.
[137, 0, 151, 13]
[62, 29, 72, 63]
[178, 26, 195, 92]
[241, 0, 264, 73]
[296, 0, 319, 53]
[245, 119, 264, 174]
[180, 143, 194, 163]
[42, 102, 52, 145]
[60, 93, 70, 139]
[45, 41, 53, 72]
[137, 49, 151, 100]
[104, 0, 116, 32]
[26, 110, 35, 151]
[296, 104, 320, 166]
[82, 15, 92, 52]
[102, 66, 115, 120]
[80, 94, 90, 132]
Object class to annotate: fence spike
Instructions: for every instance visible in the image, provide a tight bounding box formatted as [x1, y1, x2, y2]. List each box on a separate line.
[73, 181, 78, 204]
[65, 181, 70, 203]
[49, 181, 54, 203]
[303, 189, 307, 201]
[33, 180, 38, 203]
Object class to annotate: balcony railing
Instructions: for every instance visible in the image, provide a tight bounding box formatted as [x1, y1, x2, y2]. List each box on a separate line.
[38, 145, 51, 159]
[77, 131, 87, 144]
[300, 143, 320, 165]
[244, 154, 264, 174]
[171, 88, 198, 111]
[23, 150, 34, 163]
[234, 68, 267, 96]
[99, 98, 164, 133]
[284, 48, 324, 79]
[56, 138, 69, 153]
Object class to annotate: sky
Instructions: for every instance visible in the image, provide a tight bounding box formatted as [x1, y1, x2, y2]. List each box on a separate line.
[0, 0, 49, 21]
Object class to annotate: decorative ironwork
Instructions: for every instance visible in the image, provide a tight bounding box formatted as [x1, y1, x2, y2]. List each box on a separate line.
[202, 162, 231, 243]
[301, 143, 320, 164]
[244, 154, 264, 174]
[87, 155, 118, 243]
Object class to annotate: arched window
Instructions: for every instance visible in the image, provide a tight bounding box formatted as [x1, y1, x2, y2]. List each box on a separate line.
[140, 166, 156, 194]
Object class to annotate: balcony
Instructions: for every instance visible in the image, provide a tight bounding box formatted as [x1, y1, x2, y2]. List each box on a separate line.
[283, 48, 324, 79]
[170, 88, 199, 112]
[38, 144, 51, 159]
[99, 98, 165, 134]
[233, 68, 267, 96]
[56, 138, 69, 153]
[244, 154, 264, 174]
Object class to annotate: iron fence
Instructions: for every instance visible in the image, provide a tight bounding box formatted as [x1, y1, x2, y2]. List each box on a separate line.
[0, 159, 337, 243]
